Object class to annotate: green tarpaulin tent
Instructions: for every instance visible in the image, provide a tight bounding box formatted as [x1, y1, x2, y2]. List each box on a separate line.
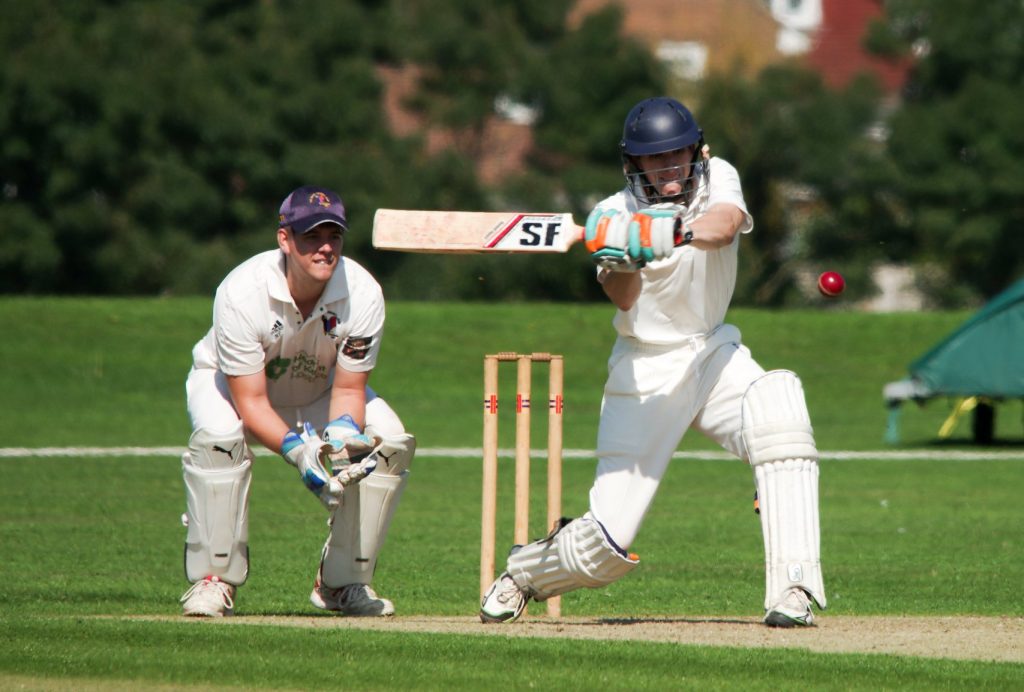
[883, 279, 1024, 443]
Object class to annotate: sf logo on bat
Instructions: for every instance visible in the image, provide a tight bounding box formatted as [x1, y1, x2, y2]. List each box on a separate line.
[484, 214, 569, 251]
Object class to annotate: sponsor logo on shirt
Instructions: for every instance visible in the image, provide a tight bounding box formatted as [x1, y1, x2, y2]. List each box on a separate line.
[265, 352, 328, 382]
[342, 335, 373, 360]
[270, 320, 284, 340]
[266, 356, 290, 380]
[291, 351, 328, 382]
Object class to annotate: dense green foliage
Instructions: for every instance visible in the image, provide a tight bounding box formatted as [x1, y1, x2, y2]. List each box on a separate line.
[1, 1, 1021, 305]
[858, 0, 1024, 304]
[0, 0, 654, 302]
[0, 2, 461, 295]
[699, 67, 884, 305]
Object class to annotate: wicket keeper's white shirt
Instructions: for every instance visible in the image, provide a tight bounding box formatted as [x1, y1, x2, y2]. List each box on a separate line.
[596, 157, 753, 343]
[192, 250, 384, 408]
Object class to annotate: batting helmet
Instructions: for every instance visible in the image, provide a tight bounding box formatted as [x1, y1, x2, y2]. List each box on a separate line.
[620, 97, 703, 156]
[620, 97, 708, 204]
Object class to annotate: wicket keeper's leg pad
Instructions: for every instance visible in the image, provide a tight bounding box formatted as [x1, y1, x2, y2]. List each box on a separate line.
[319, 435, 414, 587]
[182, 452, 251, 585]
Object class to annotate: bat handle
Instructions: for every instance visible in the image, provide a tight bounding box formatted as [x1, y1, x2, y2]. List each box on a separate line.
[672, 218, 693, 247]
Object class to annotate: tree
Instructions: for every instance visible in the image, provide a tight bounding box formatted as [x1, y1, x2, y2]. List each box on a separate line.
[0, 1, 464, 295]
[867, 0, 1024, 303]
[365, 0, 666, 301]
[697, 65, 884, 305]
[0, 0, 664, 300]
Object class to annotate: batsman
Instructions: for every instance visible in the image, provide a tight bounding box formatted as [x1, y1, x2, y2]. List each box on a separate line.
[481, 97, 826, 627]
[180, 185, 415, 617]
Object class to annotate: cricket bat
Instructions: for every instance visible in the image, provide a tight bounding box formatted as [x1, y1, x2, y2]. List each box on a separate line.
[372, 209, 584, 254]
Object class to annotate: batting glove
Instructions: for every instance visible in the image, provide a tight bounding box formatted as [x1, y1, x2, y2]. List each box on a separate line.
[584, 208, 643, 272]
[281, 426, 343, 511]
[632, 204, 686, 261]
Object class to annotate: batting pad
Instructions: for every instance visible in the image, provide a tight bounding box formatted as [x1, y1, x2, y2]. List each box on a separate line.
[318, 470, 409, 587]
[755, 458, 826, 610]
[506, 512, 639, 600]
[741, 370, 819, 466]
[182, 453, 251, 585]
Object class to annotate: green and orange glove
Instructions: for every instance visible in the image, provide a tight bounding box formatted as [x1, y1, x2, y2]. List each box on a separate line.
[585, 205, 686, 271]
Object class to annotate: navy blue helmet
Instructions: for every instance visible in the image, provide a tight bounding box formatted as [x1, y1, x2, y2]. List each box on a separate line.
[620, 97, 708, 204]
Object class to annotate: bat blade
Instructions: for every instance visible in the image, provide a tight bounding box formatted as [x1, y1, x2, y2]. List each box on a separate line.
[372, 209, 584, 254]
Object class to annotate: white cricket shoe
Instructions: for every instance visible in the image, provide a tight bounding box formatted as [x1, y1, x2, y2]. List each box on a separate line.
[310, 581, 395, 616]
[764, 587, 815, 627]
[180, 576, 235, 617]
[479, 572, 529, 624]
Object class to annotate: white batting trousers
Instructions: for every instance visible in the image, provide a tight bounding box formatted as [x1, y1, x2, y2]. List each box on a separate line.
[589, 325, 766, 549]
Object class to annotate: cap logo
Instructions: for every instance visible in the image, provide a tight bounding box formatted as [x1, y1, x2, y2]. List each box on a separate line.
[308, 191, 332, 208]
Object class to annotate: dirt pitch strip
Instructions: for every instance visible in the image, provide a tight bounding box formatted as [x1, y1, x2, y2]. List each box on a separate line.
[130, 614, 1024, 663]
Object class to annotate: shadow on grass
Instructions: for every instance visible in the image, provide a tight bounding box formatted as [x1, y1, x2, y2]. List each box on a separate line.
[922, 437, 1024, 448]
[595, 616, 757, 627]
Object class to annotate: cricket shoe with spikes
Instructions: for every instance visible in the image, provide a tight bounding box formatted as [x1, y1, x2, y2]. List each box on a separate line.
[180, 575, 236, 617]
[764, 587, 815, 627]
[479, 571, 530, 623]
[310, 580, 395, 616]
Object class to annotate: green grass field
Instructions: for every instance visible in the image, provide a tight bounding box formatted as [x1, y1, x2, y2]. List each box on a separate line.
[1, 298, 1022, 689]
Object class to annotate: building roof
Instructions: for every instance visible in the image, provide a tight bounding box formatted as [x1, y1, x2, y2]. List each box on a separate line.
[569, 0, 785, 78]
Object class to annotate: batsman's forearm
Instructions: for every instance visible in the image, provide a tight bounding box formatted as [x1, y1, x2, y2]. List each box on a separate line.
[687, 203, 746, 249]
[598, 269, 642, 311]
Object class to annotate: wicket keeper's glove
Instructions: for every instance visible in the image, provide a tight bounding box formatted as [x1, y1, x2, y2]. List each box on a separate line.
[323, 414, 379, 482]
[281, 426, 342, 511]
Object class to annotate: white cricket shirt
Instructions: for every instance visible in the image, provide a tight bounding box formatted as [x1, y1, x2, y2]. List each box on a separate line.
[191, 250, 385, 408]
[596, 157, 754, 343]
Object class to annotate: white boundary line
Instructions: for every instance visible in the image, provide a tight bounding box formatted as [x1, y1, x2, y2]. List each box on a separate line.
[1, 446, 1022, 461]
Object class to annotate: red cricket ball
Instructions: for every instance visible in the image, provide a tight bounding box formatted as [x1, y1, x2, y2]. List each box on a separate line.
[818, 271, 845, 297]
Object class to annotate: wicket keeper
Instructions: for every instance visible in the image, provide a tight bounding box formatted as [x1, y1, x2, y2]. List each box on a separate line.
[180, 186, 414, 617]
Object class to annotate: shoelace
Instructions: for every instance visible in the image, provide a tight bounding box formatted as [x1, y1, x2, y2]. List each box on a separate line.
[181, 578, 234, 609]
[774, 589, 811, 617]
[495, 576, 522, 604]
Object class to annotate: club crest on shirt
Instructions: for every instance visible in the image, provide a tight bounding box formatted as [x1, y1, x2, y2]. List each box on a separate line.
[342, 335, 373, 360]
[321, 311, 340, 339]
